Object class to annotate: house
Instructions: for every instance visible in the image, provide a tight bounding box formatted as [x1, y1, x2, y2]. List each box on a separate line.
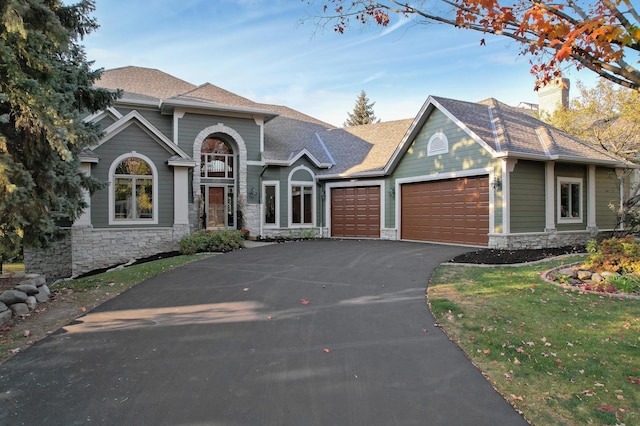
[25, 67, 633, 280]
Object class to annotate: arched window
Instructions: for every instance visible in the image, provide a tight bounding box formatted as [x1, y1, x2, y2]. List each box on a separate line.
[201, 137, 233, 178]
[110, 154, 157, 224]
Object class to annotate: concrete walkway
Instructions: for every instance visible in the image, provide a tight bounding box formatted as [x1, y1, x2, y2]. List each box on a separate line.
[0, 240, 528, 425]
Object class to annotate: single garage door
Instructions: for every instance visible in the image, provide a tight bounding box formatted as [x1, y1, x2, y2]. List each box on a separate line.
[331, 186, 380, 238]
[401, 176, 489, 246]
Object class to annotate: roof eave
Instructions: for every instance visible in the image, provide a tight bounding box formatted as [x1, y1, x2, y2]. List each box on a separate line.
[160, 98, 279, 119]
[495, 151, 635, 167]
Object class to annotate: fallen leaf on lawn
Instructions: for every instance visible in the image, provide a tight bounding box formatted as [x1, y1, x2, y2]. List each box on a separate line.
[504, 373, 512, 381]
[596, 405, 615, 413]
[483, 349, 490, 354]
[617, 394, 625, 400]
[581, 390, 594, 396]
[81, 307, 86, 313]
[594, 382, 604, 387]
[23, 330, 30, 338]
[514, 357, 522, 365]
[526, 341, 535, 346]
[10, 348, 20, 354]
[300, 299, 310, 305]
[510, 394, 524, 401]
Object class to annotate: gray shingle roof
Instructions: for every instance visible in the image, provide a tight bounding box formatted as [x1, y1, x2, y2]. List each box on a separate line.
[96, 66, 197, 99]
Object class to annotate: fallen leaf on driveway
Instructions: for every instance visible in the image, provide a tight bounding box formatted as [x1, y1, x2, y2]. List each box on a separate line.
[243, 288, 250, 292]
[323, 348, 330, 353]
[300, 299, 309, 305]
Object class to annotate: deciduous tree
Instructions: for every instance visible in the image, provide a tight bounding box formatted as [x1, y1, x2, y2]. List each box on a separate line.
[344, 90, 380, 126]
[0, 0, 118, 268]
[305, 0, 640, 91]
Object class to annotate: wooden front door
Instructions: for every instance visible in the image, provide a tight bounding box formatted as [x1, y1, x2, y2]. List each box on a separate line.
[207, 187, 226, 229]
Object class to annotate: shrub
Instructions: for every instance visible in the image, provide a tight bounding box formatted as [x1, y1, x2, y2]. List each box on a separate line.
[582, 235, 640, 274]
[179, 230, 245, 255]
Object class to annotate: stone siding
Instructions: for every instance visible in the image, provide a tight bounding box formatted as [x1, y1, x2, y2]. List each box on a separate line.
[24, 230, 73, 282]
[70, 225, 191, 277]
[488, 230, 603, 249]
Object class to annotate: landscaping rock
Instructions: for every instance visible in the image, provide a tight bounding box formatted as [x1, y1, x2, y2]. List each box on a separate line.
[577, 270, 592, 280]
[0, 309, 12, 326]
[34, 286, 50, 303]
[601, 271, 617, 279]
[591, 273, 604, 283]
[0, 290, 28, 305]
[0, 301, 7, 312]
[15, 284, 39, 295]
[25, 296, 37, 310]
[557, 268, 577, 278]
[9, 303, 29, 316]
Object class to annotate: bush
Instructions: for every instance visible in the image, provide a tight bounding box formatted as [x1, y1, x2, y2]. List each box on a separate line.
[582, 235, 640, 274]
[179, 230, 245, 255]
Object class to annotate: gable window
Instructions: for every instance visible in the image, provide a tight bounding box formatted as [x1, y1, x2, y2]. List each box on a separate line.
[263, 182, 279, 227]
[558, 177, 583, 223]
[427, 132, 448, 156]
[110, 153, 158, 224]
[201, 137, 233, 178]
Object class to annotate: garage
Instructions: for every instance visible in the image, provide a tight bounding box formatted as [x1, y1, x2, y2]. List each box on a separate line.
[401, 176, 489, 246]
[331, 186, 380, 238]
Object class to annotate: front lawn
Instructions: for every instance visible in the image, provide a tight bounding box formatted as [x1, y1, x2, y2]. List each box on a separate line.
[429, 256, 640, 425]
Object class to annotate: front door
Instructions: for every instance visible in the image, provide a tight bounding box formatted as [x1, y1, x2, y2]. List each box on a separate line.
[207, 187, 226, 229]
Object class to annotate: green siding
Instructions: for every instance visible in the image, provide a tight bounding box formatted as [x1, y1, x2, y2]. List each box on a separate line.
[247, 165, 262, 205]
[510, 161, 546, 232]
[91, 123, 175, 228]
[177, 114, 261, 161]
[595, 167, 620, 229]
[115, 107, 173, 140]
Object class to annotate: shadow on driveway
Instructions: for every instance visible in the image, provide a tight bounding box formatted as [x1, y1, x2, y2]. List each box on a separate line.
[0, 240, 528, 425]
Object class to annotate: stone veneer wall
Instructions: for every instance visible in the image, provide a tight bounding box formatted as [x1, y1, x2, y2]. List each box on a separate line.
[24, 230, 73, 282]
[488, 230, 606, 250]
[70, 224, 191, 277]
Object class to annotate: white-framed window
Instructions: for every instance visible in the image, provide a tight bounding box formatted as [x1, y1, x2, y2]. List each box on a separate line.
[557, 177, 583, 223]
[109, 152, 158, 225]
[427, 132, 448, 156]
[262, 181, 279, 227]
[201, 137, 234, 179]
[288, 166, 315, 227]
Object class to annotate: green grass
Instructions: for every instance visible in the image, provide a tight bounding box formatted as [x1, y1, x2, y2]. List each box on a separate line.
[2, 263, 25, 274]
[429, 256, 640, 426]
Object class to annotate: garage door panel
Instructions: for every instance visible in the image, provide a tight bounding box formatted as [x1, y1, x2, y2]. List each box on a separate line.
[331, 186, 380, 238]
[401, 177, 489, 246]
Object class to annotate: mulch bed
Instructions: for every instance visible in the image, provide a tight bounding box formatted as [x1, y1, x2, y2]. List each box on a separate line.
[448, 245, 586, 265]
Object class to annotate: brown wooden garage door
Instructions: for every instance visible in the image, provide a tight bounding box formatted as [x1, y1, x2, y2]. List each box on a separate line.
[401, 176, 489, 246]
[331, 186, 380, 238]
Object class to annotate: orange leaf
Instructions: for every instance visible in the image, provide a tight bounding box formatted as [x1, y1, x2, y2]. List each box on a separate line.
[300, 298, 309, 305]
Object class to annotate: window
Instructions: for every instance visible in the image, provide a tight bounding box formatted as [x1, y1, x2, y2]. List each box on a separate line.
[201, 137, 233, 178]
[111, 155, 157, 223]
[263, 182, 279, 226]
[291, 185, 313, 225]
[427, 132, 448, 156]
[558, 177, 583, 223]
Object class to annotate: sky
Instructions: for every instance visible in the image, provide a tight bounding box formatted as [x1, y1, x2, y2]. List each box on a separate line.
[81, 0, 598, 127]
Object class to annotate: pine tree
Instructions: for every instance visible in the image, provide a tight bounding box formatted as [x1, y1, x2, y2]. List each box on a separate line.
[344, 90, 379, 127]
[0, 0, 118, 268]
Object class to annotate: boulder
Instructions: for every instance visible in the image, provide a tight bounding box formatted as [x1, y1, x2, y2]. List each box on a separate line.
[577, 270, 592, 280]
[25, 296, 37, 310]
[0, 309, 12, 326]
[15, 284, 38, 295]
[34, 287, 50, 303]
[9, 303, 29, 316]
[591, 273, 604, 283]
[0, 290, 28, 305]
[557, 268, 577, 278]
[0, 301, 7, 312]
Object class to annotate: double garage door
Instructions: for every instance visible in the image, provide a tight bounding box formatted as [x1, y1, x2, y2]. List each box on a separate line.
[401, 176, 489, 246]
[330, 176, 489, 245]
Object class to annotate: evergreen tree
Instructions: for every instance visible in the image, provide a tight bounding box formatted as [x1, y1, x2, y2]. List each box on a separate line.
[344, 90, 379, 127]
[0, 0, 118, 268]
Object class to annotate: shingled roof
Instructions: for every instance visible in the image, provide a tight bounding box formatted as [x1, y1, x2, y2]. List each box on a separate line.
[96, 66, 197, 99]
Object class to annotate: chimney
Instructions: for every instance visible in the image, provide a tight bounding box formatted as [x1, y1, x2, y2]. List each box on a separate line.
[537, 78, 570, 117]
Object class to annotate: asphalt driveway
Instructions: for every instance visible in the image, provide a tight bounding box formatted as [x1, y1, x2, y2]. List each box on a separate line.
[0, 240, 528, 425]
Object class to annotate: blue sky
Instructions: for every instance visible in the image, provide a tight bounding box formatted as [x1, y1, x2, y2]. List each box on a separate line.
[82, 0, 597, 126]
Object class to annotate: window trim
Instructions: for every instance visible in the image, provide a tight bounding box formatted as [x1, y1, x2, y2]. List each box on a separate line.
[109, 152, 158, 225]
[427, 132, 449, 156]
[262, 181, 280, 228]
[557, 176, 583, 224]
[288, 166, 315, 228]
